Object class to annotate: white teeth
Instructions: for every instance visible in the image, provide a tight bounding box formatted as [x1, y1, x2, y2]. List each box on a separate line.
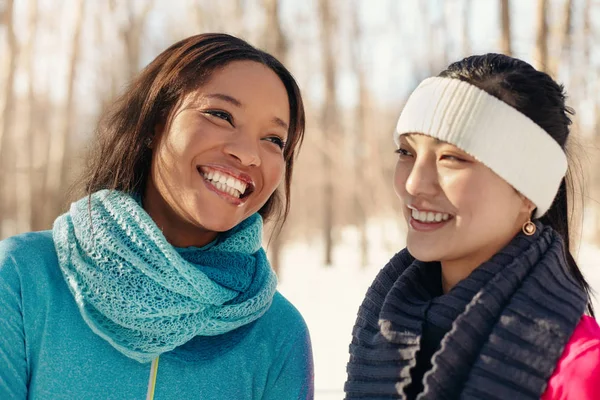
[411, 208, 451, 223]
[202, 169, 249, 197]
[236, 180, 247, 194]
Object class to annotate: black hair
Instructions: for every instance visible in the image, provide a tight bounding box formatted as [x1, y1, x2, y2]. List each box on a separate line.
[439, 53, 594, 316]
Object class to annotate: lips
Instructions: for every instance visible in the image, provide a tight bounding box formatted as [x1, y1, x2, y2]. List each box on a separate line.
[410, 208, 452, 223]
[407, 205, 455, 232]
[197, 165, 256, 205]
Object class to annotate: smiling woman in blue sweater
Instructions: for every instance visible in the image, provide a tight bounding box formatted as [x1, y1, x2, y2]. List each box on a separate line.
[0, 33, 313, 399]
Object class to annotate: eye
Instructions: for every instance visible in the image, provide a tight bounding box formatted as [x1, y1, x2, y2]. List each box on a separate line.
[203, 110, 234, 126]
[264, 136, 286, 150]
[395, 147, 413, 157]
[440, 154, 466, 162]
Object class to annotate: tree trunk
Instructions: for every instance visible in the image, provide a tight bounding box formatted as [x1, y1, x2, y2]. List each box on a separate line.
[581, 0, 591, 99]
[499, 0, 512, 55]
[548, 0, 573, 78]
[122, 0, 154, 81]
[0, 0, 18, 238]
[318, 0, 336, 266]
[262, 0, 287, 275]
[15, 0, 39, 234]
[44, 0, 85, 224]
[351, 0, 368, 267]
[534, 0, 549, 72]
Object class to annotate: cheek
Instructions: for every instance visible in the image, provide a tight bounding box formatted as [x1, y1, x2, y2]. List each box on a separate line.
[439, 171, 495, 227]
[437, 172, 472, 205]
[263, 154, 286, 191]
[444, 171, 522, 229]
[393, 162, 409, 198]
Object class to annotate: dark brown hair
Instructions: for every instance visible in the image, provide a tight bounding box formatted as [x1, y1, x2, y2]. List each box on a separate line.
[439, 53, 594, 316]
[83, 33, 305, 226]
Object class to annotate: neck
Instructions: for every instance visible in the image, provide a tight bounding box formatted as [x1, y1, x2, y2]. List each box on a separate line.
[142, 186, 218, 248]
[440, 230, 520, 293]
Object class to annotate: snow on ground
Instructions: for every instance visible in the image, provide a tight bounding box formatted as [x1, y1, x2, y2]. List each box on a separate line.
[277, 220, 600, 400]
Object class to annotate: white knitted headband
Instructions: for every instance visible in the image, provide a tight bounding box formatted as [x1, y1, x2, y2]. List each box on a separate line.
[394, 77, 567, 218]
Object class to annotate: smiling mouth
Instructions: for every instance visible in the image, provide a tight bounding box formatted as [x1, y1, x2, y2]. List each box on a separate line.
[409, 208, 455, 224]
[197, 166, 255, 200]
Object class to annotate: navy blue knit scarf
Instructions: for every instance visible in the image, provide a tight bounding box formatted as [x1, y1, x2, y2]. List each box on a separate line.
[345, 223, 588, 399]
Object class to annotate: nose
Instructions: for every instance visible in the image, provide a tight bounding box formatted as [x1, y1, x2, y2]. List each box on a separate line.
[223, 132, 261, 167]
[404, 157, 439, 198]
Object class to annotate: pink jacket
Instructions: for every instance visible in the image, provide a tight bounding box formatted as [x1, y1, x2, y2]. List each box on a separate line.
[542, 316, 600, 399]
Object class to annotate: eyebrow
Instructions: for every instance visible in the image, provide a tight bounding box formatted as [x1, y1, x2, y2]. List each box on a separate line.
[272, 117, 289, 131]
[206, 92, 289, 131]
[206, 93, 242, 107]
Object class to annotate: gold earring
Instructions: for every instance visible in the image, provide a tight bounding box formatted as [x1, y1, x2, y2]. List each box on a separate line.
[522, 220, 536, 236]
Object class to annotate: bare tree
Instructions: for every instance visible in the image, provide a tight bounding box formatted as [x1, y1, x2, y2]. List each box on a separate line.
[500, 0, 512, 55]
[14, 0, 39, 233]
[351, 0, 368, 267]
[534, 0, 549, 72]
[318, 0, 337, 266]
[0, 0, 18, 237]
[43, 0, 85, 223]
[193, 0, 245, 37]
[261, 0, 287, 275]
[95, 1, 120, 112]
[549, 0, 573, 77]
[581, 0, 591, 100]
[587, 0, 600, 242]
[121, 0, 154, 81]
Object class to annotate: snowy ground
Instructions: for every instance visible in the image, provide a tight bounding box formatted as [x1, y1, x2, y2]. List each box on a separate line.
[277, 221, 600, 400]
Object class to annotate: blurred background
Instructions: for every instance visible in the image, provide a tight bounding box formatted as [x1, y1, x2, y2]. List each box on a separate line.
[1, 0, 600, 398]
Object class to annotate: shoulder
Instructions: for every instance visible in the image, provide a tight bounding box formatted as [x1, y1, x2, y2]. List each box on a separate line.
[558, 316, 600, 365]
[254, 291, 311, 350]
[264, 292, 309, 333]
[543, 316, 600, 400]
[0, 230, 61, 296]
[0, 230, 56, 265]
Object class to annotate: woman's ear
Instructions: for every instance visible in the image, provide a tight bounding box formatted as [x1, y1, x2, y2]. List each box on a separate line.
[519, 194, 536, 216]
[519, 193, 537, 215]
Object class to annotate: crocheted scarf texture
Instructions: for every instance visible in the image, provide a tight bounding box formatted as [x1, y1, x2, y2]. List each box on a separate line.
[53, 190, 277, 363]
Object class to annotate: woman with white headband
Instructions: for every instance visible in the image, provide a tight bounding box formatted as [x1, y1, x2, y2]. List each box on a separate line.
[344, 54, 600, 399]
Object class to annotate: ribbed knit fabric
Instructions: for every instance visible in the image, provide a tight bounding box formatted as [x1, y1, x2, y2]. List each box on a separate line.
[393, 77, 567, 218]
[345, 222, 587, 399]
[52, 190, 277, 363]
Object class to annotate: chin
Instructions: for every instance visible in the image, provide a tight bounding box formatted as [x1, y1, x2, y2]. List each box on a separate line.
[189, 211, 242, 233]
[406, 240, 443, 263]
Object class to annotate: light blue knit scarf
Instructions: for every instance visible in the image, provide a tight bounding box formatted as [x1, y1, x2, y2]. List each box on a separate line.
[52, 190, 277, 363]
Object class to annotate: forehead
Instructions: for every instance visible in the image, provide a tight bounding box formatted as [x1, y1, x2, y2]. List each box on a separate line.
[183, 61, 290, 121]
